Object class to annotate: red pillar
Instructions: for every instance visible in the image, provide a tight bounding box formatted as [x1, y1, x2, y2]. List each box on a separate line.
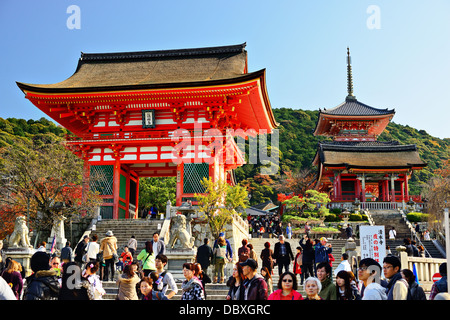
[135, 176, 140, 219]
[176, 164, 183, 206]
[113, 158, 121, 219]
[355, 178, 361, 201]
[405, 174, 409, 201]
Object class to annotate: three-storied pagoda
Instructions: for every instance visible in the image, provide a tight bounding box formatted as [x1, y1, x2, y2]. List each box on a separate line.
[17, 43, 277, 219]
[312, 49, 426, 205]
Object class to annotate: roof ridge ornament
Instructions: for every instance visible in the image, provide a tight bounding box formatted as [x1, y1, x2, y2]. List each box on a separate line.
[346, 47, 357, 102]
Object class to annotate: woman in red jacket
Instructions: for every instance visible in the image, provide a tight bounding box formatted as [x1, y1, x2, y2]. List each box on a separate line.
[268, 271, 303, 300]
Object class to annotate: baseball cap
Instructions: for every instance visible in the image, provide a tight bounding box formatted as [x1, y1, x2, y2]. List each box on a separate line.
[239, 258, 257, 269]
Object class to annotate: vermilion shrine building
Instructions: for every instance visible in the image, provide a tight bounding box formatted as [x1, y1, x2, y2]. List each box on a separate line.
[312, 49, 426, 209]
[17, 43, 277, 219]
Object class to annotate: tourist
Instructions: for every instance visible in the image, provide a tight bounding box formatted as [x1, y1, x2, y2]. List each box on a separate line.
[181, 262, 204, 300]
[260, 241, 274, 275]
[303, 276, 322, 300]
[213, 232, 233, 262]
[401, 268, 426, 300]
[248, 243, 257, 264]
[74, 236, 89, 266]
[389, 227, 397, 240]
[423, 230, 431, 241]
[0, 276, 16, 300]
[196, 238, 213, 273]
[334, 253, 351, 276]
[299, 235, 314, 280]
[23, 251, 60, 300]
[82, 261, 105, 300]
[60, 241, 73, 263]
[261, 267, 273, 295]
[357, 258, 387, 300]
[383, 255, 409, 300]
[195, 263, 211, 299]
[314, 237, 332, 276]
[50, 256, 62, 280]
[212, 235, 230, 284]
[273, 235, 294, 276]
[116, 263, 141, 300]
[238, 238, 251, 262]
[268, 271, 303, 300]
[293, 246, 303, 285]
[345, 224, 353, 239]
[137, 241, 156, 277]
[304, 222, 311, 239]
[335, 270, 360, 300]
[226, 262, 245, 300]
[100, 230, 118, 281]
[150, 232, 165, 256]
[240, 258, 268, 300]
[58, 262, 89, 300]
[0, 259, 23, 299]
[86, 234, 100, 263]
[286, 223, 292, 239]
[429, 262, 447, 300]
[140, 276, 168, 300]
[118, 245, 133, 272]
[154, 254, 178, 299]
[127, 235, 137, 257]
[316, 261, 337, 300]
[37, 241, 47, 252]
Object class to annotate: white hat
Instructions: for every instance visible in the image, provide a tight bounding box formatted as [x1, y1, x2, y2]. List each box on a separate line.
[106, 230, 114, 236]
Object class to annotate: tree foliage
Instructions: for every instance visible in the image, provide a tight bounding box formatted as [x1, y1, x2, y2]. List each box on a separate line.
[195, 177, 249, 238]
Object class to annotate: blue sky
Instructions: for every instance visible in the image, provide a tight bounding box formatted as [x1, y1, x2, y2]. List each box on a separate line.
[1, 0, 449, 139]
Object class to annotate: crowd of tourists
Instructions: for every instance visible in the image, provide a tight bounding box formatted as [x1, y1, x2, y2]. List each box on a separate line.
[1, 228, 449, 301]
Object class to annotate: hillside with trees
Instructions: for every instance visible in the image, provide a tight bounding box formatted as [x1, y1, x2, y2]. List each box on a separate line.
[0, 107, 449, 218]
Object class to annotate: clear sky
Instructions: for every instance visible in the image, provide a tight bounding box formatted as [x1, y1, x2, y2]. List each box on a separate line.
[1, 0, 449, 139]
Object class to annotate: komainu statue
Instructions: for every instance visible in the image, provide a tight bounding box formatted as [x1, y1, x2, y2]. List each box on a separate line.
[8, 216, 32, 248]
[168, 213, 195, 249]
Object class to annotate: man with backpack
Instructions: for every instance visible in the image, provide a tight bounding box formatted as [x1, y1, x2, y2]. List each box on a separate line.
[154, 254, 178, 299]
[383, 255, 410, 300]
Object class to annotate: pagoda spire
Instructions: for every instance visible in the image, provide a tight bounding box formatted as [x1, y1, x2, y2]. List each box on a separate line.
[346, 47, 357, 101]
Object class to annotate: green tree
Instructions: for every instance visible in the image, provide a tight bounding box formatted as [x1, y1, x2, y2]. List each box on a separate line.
[195, 177, 249, 238]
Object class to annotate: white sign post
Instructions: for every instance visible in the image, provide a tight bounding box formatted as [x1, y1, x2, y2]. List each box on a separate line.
[360, 225, 386, 264]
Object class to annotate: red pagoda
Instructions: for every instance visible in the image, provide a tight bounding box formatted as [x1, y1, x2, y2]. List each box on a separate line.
[17, 43, 277, 219]
[312, 49, 426, 208]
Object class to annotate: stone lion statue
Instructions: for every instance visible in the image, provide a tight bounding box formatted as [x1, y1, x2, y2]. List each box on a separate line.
[168, 213, 195, 249]
[8, 216, 32, 248]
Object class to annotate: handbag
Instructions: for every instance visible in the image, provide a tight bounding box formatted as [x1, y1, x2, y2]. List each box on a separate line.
[107, 242, 119, 263]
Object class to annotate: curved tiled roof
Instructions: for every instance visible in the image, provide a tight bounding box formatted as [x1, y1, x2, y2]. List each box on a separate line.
[320, 99, 395, 116]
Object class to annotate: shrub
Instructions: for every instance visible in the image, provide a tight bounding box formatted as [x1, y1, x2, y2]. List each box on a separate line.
[406, 212, 429, 222]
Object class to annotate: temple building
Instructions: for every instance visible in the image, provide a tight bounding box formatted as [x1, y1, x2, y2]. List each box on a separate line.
[312, 49, 426, 208]
[17, 43, 277, 219]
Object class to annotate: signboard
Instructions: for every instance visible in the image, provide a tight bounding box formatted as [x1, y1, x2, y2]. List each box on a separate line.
[142, 109, 156, 128]
[432, 273, 441, 283]
[360, 225, 386, 264]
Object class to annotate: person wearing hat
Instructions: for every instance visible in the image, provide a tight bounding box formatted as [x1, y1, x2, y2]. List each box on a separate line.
[100, 230, 118, 282]
[23, 252, 60, 300]
[314, 237, 332, 276]
[240, 258, 268, 300]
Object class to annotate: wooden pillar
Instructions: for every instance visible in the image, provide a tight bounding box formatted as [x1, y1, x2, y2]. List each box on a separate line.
[176, 164, 183, 206]
[355, 178, 361, 201]
[361, 174, 366, 202]
[405, 174, 409, 200]
[135, 176, 140, 219]
[390, 174, 396, 203]
[113, 158, 121, 219]
[125, 168, 130, 219]
[384, 179, 389, 201]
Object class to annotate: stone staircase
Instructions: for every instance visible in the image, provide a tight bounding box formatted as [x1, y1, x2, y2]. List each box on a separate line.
[369, 210, 412, 240]
[90, 219, 354, 300]
[93, 218, 162, 255]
